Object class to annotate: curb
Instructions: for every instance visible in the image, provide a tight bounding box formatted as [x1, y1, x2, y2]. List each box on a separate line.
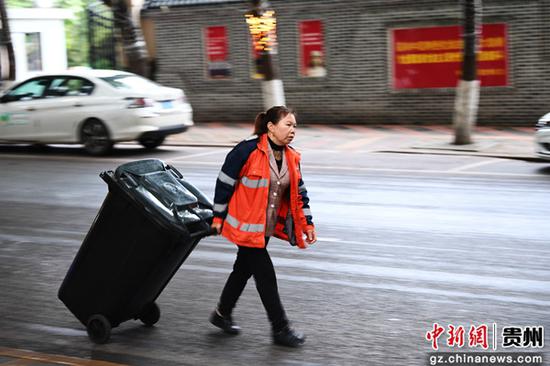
[161, 141, 541, 161]
[164, 142, 235, 148]
[377, 149, 542, 162]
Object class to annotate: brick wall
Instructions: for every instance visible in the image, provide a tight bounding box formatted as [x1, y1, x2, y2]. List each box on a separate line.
[144, 0, 550, 125]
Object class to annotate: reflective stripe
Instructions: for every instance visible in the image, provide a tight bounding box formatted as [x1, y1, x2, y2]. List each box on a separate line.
[218, 171, 236, 186]
[241, 176, 269, 188]
[241, 223, 265, 233]
[245, 134, 258, 141]
[213, 203, 227, 213]
[225, 214, 264, 232]
[298, 184, 307, 193]
[303, 208, 312, 217]
[225, 214, 240, 228]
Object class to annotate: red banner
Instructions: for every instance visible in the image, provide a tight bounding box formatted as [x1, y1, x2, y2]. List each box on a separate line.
[391, 24, 508, 89]
[299, 20, 326, 77]
[204, 26, 231, 79]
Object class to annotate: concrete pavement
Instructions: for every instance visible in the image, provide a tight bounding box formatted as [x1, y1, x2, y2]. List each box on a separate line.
[166, 123, 537, 161]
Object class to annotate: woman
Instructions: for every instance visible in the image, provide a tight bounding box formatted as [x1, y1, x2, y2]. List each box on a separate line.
[209, 106, 317, 347]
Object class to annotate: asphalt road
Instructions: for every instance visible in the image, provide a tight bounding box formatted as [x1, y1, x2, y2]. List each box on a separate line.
[0, 144, 549, 366]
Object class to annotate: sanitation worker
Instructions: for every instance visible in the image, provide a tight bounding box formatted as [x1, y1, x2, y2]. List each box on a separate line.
[209, 105, 317, 347]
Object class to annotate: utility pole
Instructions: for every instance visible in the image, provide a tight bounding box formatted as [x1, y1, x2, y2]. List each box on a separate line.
[453, 0, 482, 145]
[245, 0, 285, 109]
[0, 0, 15, 84]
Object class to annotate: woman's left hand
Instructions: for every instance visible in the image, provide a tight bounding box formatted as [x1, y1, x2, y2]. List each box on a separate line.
[305, 229, 317, 245]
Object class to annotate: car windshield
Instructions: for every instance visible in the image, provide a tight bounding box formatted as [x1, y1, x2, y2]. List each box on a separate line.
[100, 74, 159, 90]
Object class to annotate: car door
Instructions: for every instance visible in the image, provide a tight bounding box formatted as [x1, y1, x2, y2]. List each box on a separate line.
[0, 77, 50, 141]
[32, 76, 96, 142]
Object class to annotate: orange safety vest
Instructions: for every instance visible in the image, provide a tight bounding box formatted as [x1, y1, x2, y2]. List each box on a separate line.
[213, 134, 313, 249]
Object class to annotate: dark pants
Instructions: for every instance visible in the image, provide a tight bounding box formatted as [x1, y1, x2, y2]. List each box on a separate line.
[217, 238, 289, 332]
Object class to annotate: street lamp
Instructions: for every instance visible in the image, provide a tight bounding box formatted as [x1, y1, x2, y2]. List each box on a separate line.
[245, 0, 285, 109]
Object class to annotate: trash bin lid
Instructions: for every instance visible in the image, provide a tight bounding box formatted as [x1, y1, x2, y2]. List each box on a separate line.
[109, 159, 213, 231]
[114, 159, 166, 177]
[141, 171, 197, 209]
[114, 159, 198, 209]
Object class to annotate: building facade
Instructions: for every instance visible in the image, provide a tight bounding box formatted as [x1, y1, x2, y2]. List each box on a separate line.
[8, 7, 72, 81]
[142, 0, 550, 125]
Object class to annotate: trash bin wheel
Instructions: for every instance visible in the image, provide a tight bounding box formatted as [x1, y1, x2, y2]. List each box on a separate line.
[139, 302, 161, 326]
[86, 314, 111, 344]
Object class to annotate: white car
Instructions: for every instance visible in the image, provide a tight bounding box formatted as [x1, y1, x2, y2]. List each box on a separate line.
[0, 69, 193, 155]
[535, 113, 550, 160]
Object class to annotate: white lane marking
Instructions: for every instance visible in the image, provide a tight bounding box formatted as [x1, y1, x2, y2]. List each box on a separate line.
[197, 238, 550, 258]
[448, 159, 501, 172]
[0, 225, 84, 237]
[2, 229, 547, 259]
[0, 146, 225, 164]
[194, 243, 550, 279]
[182, 264, 550, 307]
[0, 233, 80, 246]
[188, 251, 550, 293]
[303, 164, 539, 177]
[0, 154, 541, 177]
[25, 323, 86, 337]
[170, 161, 542, 178]
[314, 237, 550, 255]
[168, 149, 226, 161]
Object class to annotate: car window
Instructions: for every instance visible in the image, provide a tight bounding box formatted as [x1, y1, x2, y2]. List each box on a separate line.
[44, 78, 68, 98]
[100, 74, 159, 91]
[44, 77, 95, 98]
[65, 77, 94, 96]
[6, 78, 49, 101]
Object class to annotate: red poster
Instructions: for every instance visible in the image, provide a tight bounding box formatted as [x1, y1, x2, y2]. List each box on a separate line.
[391, 24, 508, 89]
[299, 20, 326, 77]
[204, 26, 231, 79]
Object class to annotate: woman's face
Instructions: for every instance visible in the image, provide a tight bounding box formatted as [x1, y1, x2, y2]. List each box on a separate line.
[268, 113, 297, 146]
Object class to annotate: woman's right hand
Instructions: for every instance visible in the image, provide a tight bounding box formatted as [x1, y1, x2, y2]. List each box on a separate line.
[211, 222, 222, 235]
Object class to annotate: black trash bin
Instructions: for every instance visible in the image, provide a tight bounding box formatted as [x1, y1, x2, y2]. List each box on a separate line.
[58, 159, 214, 344]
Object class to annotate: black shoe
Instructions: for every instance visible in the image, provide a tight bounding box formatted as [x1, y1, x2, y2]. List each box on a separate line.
[209, 311, 240, 335]
[273, 326, 306, 347]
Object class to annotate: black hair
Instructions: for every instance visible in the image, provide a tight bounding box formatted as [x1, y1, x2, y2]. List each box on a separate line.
[253, 106, 294, 135]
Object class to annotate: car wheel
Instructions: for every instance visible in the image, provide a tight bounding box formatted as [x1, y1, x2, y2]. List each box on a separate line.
[139, 136, 165, 149]
[81, 119, 113, 155]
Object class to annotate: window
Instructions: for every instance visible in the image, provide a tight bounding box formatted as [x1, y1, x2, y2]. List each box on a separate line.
[6, 77, 49, 101]
[25, 33, 42, 72]
[44, 77, 95, 97]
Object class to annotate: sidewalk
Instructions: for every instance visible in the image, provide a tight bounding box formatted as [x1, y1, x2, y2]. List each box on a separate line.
[166, 123, 537, 161]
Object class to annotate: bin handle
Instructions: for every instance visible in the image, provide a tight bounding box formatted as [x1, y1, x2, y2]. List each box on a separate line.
[166, 164, 184, 179]
[119, 172, 139, 188]
[187, 206, 216, 238]
[171, 204, 215, 239]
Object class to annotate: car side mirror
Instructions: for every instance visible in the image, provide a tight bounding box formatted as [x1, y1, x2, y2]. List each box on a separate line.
[0, 94, 17, 103]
